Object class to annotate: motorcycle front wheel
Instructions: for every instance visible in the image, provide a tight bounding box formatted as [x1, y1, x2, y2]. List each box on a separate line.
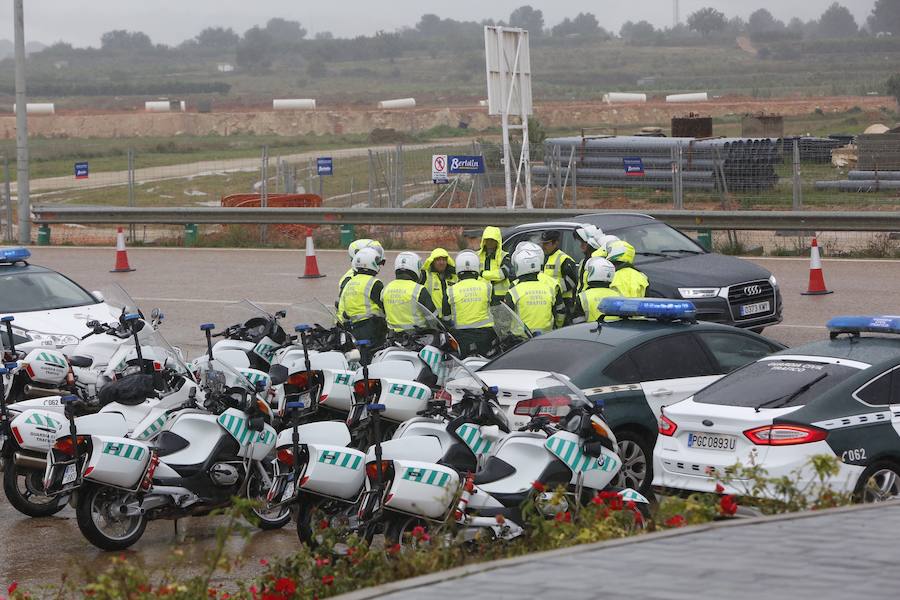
[3, 462, 67, 517]
[246, 465, 291, 530]
[75, 483, 147, 551]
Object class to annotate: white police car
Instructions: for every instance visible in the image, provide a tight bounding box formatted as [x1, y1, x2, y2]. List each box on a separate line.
[447, 298, 784, 492]
[0, 247, 118, 349]
[654, 315, 900, 502]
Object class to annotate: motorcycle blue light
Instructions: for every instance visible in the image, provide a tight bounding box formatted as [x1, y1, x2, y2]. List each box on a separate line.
[0, 368, 7, 376]
[123, 313, 140, 322]
[200, 323, 216, 331]
[488, 386, 499, 394]
[600, 298, 697, 321]
[60, 395, 79, 404]
[294, 324, 312, 333]
[827, 315, 900, 336]
[285, 401, 305, 409]
[0, 247, 30, 263]
[356, 339, 371, 347]
[4, 362, 17, 370]
[366, 403, 386, 412]
[1, 316, 14, 323]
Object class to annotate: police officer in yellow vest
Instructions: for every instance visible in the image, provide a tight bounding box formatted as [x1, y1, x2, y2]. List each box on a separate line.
[382, 252, 436, 333]
[573, 257, 621, 324]
[540, 231, 579, 310]
[574, 225, 606, 295]
[421, 248, 457, 321]
[504, 246, 566, 335]
[608, 240, 649, 298]
[339, 239, 385, 296]
[337, 246, 387, 347]
[448, 250, 499, 358]
[478, 227, 511, 305]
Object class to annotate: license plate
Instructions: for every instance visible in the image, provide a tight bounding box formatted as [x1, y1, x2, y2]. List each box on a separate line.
[740, 301, 770, 317]
[687, 432, 737, 452]
[62, 464, 77, 485]
[280, 479, 296, 502]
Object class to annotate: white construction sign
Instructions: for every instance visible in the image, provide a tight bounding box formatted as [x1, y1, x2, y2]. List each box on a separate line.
[484, 26, 534, 210]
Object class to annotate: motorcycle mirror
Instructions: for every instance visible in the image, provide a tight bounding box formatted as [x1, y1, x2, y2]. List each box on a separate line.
[151, 308, 163, 321]
[68, 355, 93, 369]
[248, 416, 265, 432]
[268, 364, 289, 386]
[275, 310, 287, 319]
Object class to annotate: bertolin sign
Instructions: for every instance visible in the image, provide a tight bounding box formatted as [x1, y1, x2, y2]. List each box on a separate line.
[448, 155, 486, 174]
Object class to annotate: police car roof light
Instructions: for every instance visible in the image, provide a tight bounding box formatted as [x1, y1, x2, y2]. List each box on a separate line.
[0, 247, 31, 264]
[294, 324, 312, 333]
[200, 323, 216, 331]
[600, 298, 697, 321]
[1, 316, 13, 323]
[285, 401, 305, 409]
[366, 403, 386, 412]
[826, 316, 900, 337]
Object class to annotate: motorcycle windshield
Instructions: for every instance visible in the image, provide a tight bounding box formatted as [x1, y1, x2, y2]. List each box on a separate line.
[290, 299, 338, 328]
[205, 356, 258, 394]
[443, 354, 508, 428]
[100, 283, 141, 318]
[490, 302, 533, 339]
[415, 301, 447, 333]
[133, 327, 192, 378]
[221, 299, 280, 341]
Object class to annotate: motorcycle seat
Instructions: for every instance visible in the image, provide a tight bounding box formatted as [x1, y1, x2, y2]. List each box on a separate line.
[98, 374, 155, 407]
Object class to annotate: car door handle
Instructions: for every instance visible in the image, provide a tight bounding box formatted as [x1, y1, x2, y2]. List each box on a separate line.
[650, 389, 673, 397]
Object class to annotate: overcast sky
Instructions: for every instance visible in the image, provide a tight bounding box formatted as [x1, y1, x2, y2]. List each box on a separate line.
[0, 1, 878, 46]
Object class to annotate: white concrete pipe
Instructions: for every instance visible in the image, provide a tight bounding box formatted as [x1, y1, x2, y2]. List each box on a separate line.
[273, 99, 317, 110]
[12, 103, 55, 114]
[144, 100, 186, 112]
[602, 93, 647, 104]
[666, 92, 709, 103]
[377, 98, 416, 109]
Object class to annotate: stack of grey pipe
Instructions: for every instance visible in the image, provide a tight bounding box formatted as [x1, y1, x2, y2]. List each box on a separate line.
[783, 136, 850, 164]
[814, 170, 900, 192]
[534, 136, 781, 192]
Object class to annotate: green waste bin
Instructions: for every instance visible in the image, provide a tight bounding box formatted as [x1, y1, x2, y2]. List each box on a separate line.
[340, 224, 356, 249]
[184, 223, 199, 247]
[37, 224, 51, 246]
[696, 229, 712, 252]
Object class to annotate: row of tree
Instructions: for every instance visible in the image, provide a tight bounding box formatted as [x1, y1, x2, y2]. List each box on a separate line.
[27, 1, 900, 71]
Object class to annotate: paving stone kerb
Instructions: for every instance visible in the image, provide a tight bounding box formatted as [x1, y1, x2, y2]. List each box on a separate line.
[335, 502, 900, 600]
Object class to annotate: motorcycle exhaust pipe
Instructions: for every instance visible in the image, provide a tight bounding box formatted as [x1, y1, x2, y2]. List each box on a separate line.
[24, 384, 66, 398]
[13, 452, 47, 471]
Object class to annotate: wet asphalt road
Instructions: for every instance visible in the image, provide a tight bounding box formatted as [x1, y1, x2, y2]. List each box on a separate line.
[3, 246, 898, 592]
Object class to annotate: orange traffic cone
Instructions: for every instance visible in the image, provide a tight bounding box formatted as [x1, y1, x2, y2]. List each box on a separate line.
[110, 228, 135, 273]
[801, 236, 832, 296]
[299, 228, 325, 279]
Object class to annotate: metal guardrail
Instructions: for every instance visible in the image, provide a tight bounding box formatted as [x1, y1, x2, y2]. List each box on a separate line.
[31, 206, 900, 232]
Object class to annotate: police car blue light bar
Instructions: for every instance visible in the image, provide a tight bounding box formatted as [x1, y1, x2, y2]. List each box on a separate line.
[0, 247, 31, 263]
[600, 298, 697, 321]
[826, 315, 900, 336]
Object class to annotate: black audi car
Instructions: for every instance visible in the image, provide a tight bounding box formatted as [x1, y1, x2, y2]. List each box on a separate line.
[502, 213, 782, 331]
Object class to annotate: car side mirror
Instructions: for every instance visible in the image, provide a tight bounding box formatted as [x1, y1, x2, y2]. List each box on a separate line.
[92, 290, 105, 302]
[268, 364, 289, 386]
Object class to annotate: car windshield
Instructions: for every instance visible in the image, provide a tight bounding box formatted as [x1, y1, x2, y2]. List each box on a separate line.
[0, 271, 98, 312]
[612, 223, 705, 264]
[481, 338, 614, 386]
[693, 359, 861, 408]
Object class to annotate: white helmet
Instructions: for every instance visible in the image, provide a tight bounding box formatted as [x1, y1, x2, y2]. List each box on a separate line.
[515, 241, 543, 254]
[455, 250, 480, 274]
[512, 247, 544, 278]
[348, 239, 384, 263]
[352, 246, 382, 273]
[585, 257, 615, 285]
[394, 251, 422, 275]
[574, 224, 599, 247]
[599, 235, 619, 254]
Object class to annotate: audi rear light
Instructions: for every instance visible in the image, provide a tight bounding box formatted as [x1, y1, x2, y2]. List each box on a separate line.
[744, 424, 827, 446]
[658, 414, 678, 437]
[276, 448, 295, 466]
[514, 396, 570, 422]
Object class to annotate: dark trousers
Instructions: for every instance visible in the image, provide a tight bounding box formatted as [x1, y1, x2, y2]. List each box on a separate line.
[454, 327, 500, 359]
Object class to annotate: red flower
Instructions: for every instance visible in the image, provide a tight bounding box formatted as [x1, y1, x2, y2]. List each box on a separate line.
[318, 519, 330, 530]
[626, 500, 636, 511]
[598, 490, 619, 500]
[321, 575, 335, 586]
[609, 496, 624, 511]
[715, 482, 725, 494]
[411, 525, 427, 540]
[554, 511, 572, 523]
[720, 494, 739, 516]
[633, 510, 644, 526]
[8, 582, 18, 595]
[315, 557, 330, 568]
[387, 543, 401, 556]
[531, 481, 546, 492]
[665, 514, 687, 528]
[208, 588, 218, 598]
[259, 559, 269, 566]
[274, 578, 297, 595]
[591, 494, 604, 505]
[346, 547, 356, 557]
[495, 514, 506, 524]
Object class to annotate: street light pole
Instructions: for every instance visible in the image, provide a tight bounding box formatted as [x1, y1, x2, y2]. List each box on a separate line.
[13, 0, 31, 244]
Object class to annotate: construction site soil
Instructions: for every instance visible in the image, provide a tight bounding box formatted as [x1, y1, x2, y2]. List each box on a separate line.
[1, 96, 894, 140]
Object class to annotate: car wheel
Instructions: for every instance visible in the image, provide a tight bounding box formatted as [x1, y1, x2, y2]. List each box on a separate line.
[611, 429, 652, 494]
[855, 462, 900, 503]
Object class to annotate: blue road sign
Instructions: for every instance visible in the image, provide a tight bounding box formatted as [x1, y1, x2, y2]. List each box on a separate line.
[448, 155, 486, 174]
[74, 162, 89, 179]
[317, 157, 334, 176]
[623, 157, 645, 176]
